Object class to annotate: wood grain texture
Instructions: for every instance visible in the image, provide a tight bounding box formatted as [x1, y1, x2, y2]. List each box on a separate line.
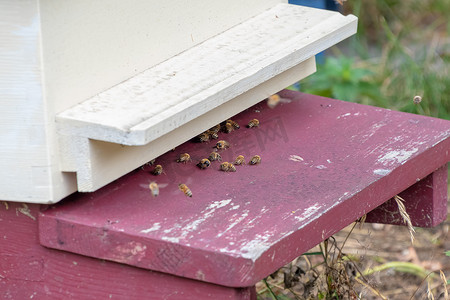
[0, 203, 256, 299]
[63, 58, 316, 192]
[56, 4, 357, 146]
[39, 91, 450, 287]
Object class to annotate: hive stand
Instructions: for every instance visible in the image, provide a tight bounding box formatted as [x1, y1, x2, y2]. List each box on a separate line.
[1, 91, 449, 299]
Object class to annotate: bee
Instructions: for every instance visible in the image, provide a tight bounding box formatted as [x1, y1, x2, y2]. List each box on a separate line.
[413, 95, 422, 104]
[149, 182, 159, 197]
[247, 119, 260, 128]
[223, 121, 234, 133]
[227, 119, 240, 129]
[209, 124, 221, 134]
[152, 164, 164, 175]
[215, 140, 230, 150]
[177, 153, 191, 163]
[141, 159, 156, 170]
[178, 183, 192, 197]
[197, 158, 211, 169]
[220, 162, 236, 172]
[267, 94, 281, 108]
[197, 132, 210, 143]
[249, 155, 261, 165]
[209, 152, 222, 161]
[206, 130, 219, 140]
[234, 155, 245, 165]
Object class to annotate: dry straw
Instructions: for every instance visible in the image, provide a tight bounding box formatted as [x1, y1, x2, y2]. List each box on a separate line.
[394, 195, 415, 243]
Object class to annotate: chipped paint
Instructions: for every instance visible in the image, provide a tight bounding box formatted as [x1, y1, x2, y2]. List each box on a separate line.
[161, 236, 180, 243]
[229, 204, 240, 210]
[315, 165, 327, 169]
[195, 270, 206, 281]
[16, 204, 35, 220]
[289, 155, 304, 162]
[294, 203, 321, 223]
[140, 222, 161, 233]
[216, 210, 250, 238]
[378, 148, 418, 166]
[161, 199, 232, 241]
[111, 241, 147, 262]
[373, 169, 391, 176]
[337, 112, 351, 119]
[239, 232, 273, 260]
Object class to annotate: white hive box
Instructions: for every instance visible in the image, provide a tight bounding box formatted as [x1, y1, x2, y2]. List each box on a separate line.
[0, 0, 357, 203]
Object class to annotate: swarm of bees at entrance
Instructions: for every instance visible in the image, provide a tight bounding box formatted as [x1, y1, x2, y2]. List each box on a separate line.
[145, 114, 265, 198]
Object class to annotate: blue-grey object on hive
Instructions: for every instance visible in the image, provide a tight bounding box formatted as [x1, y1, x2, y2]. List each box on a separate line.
[288, 0, 338, 90]
[288, 0, 338, 11]
[288, 0, 338, 64]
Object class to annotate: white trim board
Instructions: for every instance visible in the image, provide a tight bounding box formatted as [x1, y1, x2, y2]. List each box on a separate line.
[57, 4, 357, 147]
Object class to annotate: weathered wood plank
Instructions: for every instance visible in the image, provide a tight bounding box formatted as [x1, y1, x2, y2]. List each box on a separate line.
[0, 203, 256, 299]
[39, 91, 450, 287]
[365, 164, 448, 227]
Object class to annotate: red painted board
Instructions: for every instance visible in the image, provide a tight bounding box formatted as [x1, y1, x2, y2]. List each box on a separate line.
[0, 203, 255, 299]
[365, 164, 448, 227]
[39, 91, 450, 288]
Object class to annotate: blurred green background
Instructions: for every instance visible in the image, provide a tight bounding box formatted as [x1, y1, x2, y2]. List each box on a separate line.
[292, 0, 449, 120]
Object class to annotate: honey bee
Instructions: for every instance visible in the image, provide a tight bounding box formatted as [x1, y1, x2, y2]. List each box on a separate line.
[223, 121, 234, 133]
[179, 184, 192, 197]
[247, 119, 260, 128]
[194, 132, 209, 143]
[152, 164, 164, 175]
[215, 140, 230, 150]
[227, 119, 240, 129]
[249, 155, 261, 165]
[267, 94, 281, 108]
[177, 153, 191, 163]
[220, 162, 236, 172]
[197, 158, 211, 169]
[209, 152, 222, 161]
[234, 155, 245, 165]
[413, 95, 422, 104]
[207, 130, 219, 140]
[210, 124, 221, 134]
[149, 182, 159, 197]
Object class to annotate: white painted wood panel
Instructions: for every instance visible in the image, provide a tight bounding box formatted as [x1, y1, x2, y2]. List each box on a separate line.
[39, 0, 286, 114]
[57, 4, 357, 146]
[0, 0, 77, 203]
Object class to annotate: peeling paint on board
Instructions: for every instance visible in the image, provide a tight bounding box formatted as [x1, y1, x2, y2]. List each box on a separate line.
[378, 148, 418, 166]
[374, 169, 391, 176]
[141, 222, 161, 233]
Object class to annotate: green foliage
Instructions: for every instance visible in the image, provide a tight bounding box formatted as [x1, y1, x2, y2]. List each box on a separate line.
[445, 250, 450, 257]
[296, 0, 449, 120]
[299, 56, 385, 106]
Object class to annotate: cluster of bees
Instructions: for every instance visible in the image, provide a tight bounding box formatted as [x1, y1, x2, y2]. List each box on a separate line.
[148, 118, 261, 198]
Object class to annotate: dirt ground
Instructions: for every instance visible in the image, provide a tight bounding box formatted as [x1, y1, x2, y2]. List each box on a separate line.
[257, 194, 450, 299]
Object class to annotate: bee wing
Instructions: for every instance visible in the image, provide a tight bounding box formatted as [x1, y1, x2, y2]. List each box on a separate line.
[140, 183, 168, 189]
